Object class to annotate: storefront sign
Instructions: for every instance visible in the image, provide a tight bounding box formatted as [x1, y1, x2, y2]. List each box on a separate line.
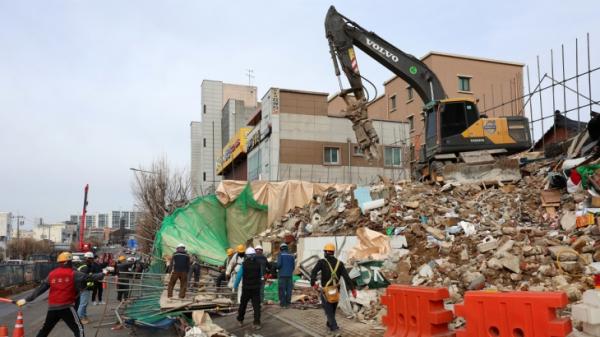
[216, 127, 251, 174]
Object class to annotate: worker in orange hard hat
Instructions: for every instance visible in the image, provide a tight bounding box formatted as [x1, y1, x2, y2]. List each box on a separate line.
[13, 252, 111, 337]
[116, 255, 135, 302]
[310, 243, 356, 336]
[226, 244, 247, 302]
[216, 248, 235, 288]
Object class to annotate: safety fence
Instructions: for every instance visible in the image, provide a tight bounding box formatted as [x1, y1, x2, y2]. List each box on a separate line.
[0, 263, 57, 288]
[381, 285, 572, 337]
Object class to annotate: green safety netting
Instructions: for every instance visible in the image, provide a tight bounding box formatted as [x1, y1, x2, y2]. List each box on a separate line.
[154, 183, 268, 266]
[125, 184, 267, 326]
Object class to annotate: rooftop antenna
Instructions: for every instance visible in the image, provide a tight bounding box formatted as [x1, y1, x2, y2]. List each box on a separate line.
[245, 69, 255, 86]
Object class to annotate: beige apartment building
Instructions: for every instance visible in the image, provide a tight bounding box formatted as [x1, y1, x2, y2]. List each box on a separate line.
[341, 51, 525, 161]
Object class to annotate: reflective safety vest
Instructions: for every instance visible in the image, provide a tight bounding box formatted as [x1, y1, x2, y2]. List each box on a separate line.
[78, 264, 95, 290]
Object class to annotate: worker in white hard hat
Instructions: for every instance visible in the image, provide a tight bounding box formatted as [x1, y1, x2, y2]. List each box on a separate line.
[76, 252, 96, 324]
[254, 245, 270, 302]
[167, 243, 190, 299]
[233, 247, 262, 330]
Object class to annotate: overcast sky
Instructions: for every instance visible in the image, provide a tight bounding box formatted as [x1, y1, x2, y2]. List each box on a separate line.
[1, 0, 598, 226]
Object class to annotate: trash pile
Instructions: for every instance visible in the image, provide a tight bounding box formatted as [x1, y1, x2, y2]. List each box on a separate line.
[259, 121, 600, 329]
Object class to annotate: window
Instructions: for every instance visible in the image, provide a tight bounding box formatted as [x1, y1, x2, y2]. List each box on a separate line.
[324, 147, 340, 165]
[384, 146, 402, 167]
[203, 104, 207, 114]
[458, 76, 471, 92]
[407, 116, 414, 131]
[390, 95, 397, 111]
[352, 145, 364, 156]
[203, 172, 206, 181]
[407, 87, 414, 101]
[203, 138, 206, 147]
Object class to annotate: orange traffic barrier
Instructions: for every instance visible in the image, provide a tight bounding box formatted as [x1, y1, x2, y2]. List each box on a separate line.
[381, 285, 454, 337]
[0, 325, 8, 337]
[11, 310, 23, 337]
[454, 291, 572, 337]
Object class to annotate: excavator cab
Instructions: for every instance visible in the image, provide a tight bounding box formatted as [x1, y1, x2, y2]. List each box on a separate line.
[424, 98, 481, 160]
[422, 97, 531, 182]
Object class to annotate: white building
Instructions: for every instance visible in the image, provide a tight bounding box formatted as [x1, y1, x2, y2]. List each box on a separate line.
[69, 210, 140, 230]
[245, 88, 411, 184]
[0, 212, 12, 255]
[191, 80, 257, 196]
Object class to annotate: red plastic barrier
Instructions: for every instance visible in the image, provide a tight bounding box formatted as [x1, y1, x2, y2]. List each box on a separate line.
[381, 285, 455, 337]
[454, 291, 572, 337]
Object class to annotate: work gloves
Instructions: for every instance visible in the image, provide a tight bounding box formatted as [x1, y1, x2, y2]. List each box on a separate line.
[12, 299, 26, 307]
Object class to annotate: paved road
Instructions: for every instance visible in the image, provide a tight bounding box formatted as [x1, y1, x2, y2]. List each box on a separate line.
[0, 285, 163, 337]
[214, 305, 381, 337]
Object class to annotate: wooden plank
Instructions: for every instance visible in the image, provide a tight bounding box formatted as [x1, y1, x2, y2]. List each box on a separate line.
[540, 189, 561, 205]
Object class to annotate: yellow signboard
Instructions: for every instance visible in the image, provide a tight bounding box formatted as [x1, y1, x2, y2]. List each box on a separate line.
[216, 127, 252, 174]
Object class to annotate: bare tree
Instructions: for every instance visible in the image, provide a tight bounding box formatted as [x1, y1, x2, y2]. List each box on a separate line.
[132, 158, 191, 255]
[7, 238, 54, 260]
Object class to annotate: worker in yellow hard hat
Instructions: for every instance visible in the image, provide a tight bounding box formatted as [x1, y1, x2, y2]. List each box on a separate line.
[226, 244, 247, 302]
[116, 254, 136, 302]
[310, 243, 356, 335]
[216, 248, 236, 288]
[13, 252, 110, 337]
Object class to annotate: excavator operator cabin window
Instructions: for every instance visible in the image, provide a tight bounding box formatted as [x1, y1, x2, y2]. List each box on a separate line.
[441, 102, 469, 139]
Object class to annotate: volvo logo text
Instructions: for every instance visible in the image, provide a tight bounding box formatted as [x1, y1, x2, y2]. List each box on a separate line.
[366, 38, 399, 62]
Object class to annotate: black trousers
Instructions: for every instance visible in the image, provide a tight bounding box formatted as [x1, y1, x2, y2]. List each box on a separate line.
[92, 282, 103, 302]
[216, 272, 226, 288]
[37, 307, 84, 337]
[117, 279, 129, 301]
[237, 287, 261, 325]
[320, 294, 339, 331]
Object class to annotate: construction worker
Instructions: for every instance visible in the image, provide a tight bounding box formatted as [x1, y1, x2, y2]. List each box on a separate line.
[13, 252, 110, 337]
[310, 243, 356, 336]
[227, 244, 246, 303]
[92, 255, 107, 305]
[76, 252, 95, 324]
[188, 254, 201, 289]
[276, 243, 295, 308]
[167, 243, 190, 299]
[233, 247, 262, 331]
[254, 245, 270, 302]
[216, 248, 234, 288]
[116, 255, 134, 302]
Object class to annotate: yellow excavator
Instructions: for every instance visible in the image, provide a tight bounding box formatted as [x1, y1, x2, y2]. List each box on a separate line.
[325, 6, 531, 183]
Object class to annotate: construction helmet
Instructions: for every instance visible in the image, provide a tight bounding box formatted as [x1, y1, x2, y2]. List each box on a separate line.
[280, 243, 288, 250]
[255, 245, 263, 251]
[236, 244, 245, 253]
[177, 243, 185, 249]
[245, 247, 256, 255]
[118, 255, 126, 262]
[84, 252, 94, 259]
[323, 243, 336, 252]
[226, 248, 234, 256]
[57, 252, 72, 263]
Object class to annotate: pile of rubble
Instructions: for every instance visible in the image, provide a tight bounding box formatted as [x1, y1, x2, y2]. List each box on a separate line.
[259, 156, 600, 327]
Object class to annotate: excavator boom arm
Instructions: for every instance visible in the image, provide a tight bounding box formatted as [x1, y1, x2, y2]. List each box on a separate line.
[325, 6, 446, 104]
[325, 6, 447, 160]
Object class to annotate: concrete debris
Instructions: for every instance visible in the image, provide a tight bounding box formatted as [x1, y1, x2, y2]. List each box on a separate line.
[255, 158, 600, 329]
